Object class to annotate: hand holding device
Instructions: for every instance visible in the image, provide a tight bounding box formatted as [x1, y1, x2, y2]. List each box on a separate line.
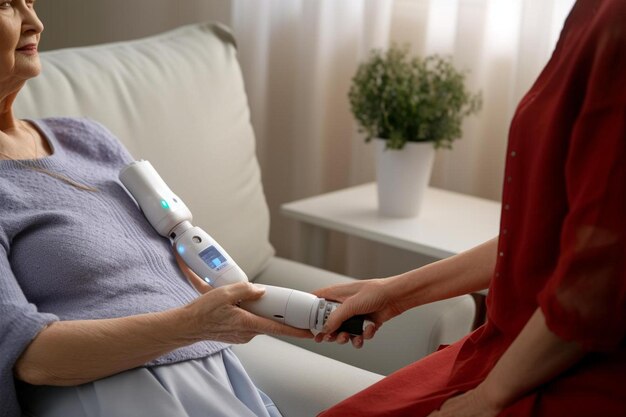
[119, 160, 371, 335]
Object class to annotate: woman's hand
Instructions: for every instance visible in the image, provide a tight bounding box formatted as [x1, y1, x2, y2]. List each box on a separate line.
[312, 278, 406, 348]
[15, 256, 310, 387]
[426, 385, 502, 417]
[174, 248, 312, 342]
[183, 281, 313, 343]
[312, 238, 500, 348]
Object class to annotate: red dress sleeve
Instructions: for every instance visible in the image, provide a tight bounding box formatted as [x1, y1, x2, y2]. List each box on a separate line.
[538, 22, 626, 351]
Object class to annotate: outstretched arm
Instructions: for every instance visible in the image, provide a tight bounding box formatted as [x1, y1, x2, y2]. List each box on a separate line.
[14, 282, 311, 386]
[14, 248, 312, 387]
[384, 236, 497, 310]
[314, 237, 498, 347]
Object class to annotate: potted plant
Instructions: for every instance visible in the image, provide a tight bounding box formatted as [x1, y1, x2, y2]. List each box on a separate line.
[349, 45, 481, 217]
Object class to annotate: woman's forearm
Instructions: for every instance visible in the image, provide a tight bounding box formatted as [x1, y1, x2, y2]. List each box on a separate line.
[480, 308, 585, 409]
[14, 307, 197, 386]
[387, 237, 497, 311]
[14, 282, 309, 387]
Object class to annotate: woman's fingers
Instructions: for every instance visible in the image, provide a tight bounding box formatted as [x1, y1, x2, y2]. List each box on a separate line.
[321, 302, 357, 334]
[350, 335, 364, 349]
[221, 282, 266, 304]
[221, 283, 313, 339]
[190, 283, 312, 343]
[312, 281, 363, 302]
[363, 322, 377, 339]
[240, 310, 313, 339]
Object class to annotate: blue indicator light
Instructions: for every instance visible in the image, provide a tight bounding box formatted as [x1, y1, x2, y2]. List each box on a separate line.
[160, 199, 170, 209]
[177, 245, 185, 255]
[204, 277, 212, 284]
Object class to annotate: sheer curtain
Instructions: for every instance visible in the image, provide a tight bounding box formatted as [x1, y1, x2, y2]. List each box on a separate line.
[226, 0, 575, 276]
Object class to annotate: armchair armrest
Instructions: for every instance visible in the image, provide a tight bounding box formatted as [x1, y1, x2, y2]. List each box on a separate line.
[252, 257, 475, 376]
[232, 335, 383, 417]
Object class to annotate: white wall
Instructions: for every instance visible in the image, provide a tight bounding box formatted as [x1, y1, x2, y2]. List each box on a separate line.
[36, 1, 231, 51]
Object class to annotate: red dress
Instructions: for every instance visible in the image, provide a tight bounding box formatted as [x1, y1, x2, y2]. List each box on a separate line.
[318, 1, 626, 415]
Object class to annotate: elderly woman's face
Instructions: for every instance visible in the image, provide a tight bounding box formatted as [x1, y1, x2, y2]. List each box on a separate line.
[0, 0, 43, 87]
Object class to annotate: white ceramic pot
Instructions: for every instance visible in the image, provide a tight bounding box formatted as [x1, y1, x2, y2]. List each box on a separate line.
[374, 138, 436, 218]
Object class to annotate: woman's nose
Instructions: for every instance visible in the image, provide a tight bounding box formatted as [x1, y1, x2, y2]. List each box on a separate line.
[21, 5, 44, 35]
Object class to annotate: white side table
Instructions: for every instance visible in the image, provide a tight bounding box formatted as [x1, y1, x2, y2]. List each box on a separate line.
[281, 182, 501, 267]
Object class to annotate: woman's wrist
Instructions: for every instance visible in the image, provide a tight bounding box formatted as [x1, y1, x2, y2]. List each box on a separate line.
[474, 309, 585, 412]
[385, 239, 498, 311]
[15, 308, 204, 386]
[116, 307, 201, 353]
[384, 265, 444, 313]
[167, 303, 204, 346]
[383, 271, 433, 312]
[477, 374, 516, 410]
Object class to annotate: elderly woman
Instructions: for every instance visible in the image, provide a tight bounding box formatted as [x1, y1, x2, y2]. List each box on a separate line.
[0, 2, 310, 417]
[315, 0, 626, 416]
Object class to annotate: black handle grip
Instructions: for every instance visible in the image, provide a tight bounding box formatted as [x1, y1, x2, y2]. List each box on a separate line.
[337, 315, 366, 335]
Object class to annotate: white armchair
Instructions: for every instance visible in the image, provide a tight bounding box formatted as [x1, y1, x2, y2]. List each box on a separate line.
[14, 22, 475, 416]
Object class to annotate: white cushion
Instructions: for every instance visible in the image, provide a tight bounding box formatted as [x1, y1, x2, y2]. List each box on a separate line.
[14, 22, 274, 277]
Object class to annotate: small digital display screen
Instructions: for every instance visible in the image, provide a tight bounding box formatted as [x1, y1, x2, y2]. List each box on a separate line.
[199, 246, 228, 271]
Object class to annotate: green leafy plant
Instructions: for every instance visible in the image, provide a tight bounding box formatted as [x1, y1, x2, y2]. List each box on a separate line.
[349, 45, 482, 150]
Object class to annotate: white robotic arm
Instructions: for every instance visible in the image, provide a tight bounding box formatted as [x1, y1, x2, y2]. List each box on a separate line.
[119, 160, 368, 335]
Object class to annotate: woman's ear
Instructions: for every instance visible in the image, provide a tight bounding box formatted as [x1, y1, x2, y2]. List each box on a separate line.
[173, 247, 213, 294]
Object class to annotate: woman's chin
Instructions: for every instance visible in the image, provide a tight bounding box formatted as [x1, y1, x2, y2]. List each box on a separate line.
[14, 55, 42, 78]
[17, 66, 42, 81]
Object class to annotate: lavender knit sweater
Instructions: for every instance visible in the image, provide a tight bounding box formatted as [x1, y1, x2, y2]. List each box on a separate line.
[0, 118, 227, 417]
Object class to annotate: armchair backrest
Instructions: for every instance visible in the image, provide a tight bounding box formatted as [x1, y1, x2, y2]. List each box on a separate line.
[14, 22, 274, 278]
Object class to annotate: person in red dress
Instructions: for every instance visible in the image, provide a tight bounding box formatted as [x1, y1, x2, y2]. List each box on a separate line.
[314, 1, 626, 415]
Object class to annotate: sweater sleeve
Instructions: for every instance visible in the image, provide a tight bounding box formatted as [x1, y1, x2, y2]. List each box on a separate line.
[0, 242, 59, 417]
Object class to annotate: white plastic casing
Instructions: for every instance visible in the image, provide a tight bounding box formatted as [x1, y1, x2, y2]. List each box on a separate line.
[119, 160, 370, 334]
[119, 160, 192, 237]
[240, 285, 320, 329]
[174, 223, 248, 287]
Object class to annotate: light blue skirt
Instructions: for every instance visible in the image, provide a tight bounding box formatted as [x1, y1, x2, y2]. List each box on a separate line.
[19, 348, 282, 417]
